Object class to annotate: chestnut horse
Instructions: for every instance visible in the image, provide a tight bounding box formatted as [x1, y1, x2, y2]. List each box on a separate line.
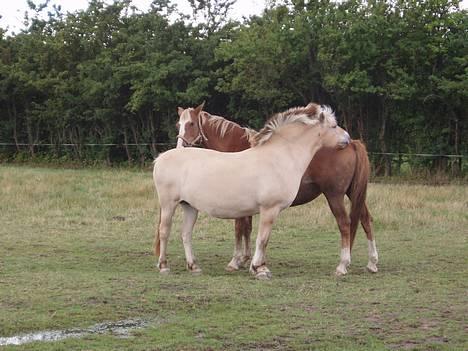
[176, 103, 379, 275]
[155, 103, 350, 279]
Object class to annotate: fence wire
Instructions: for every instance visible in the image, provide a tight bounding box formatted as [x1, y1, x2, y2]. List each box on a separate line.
[0, 142, 466, 158]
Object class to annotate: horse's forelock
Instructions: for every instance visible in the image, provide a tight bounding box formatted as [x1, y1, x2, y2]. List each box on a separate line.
[319, 105, 337, 127]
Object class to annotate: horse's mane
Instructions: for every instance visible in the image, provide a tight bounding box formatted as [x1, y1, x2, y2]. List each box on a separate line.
[202, 112, 256, 143]
[251, 103, 336, 147]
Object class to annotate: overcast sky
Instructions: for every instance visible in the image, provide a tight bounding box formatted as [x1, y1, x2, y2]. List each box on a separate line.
[0, 0, 267, 34]
[1, 0, 466, 35]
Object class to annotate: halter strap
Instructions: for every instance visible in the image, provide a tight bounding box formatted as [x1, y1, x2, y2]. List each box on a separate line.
[198, 112, 209, 142]
[176, 134, 203, 147]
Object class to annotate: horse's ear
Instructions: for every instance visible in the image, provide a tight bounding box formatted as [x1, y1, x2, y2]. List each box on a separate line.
[194, 101, 205, 115]
[319, 111, 325, 123]
[304, 103, 319, 117]
[177, 107, 184, 116]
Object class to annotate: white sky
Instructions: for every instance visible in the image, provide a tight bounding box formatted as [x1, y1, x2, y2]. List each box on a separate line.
[1, 0, 466, 35]
[0, 0, 268, 34]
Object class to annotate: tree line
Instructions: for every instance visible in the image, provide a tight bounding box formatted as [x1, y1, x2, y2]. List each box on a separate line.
[0, 0, 466, 174]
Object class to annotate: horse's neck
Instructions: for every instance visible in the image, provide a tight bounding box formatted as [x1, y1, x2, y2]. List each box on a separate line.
[263, 126, 321, 175]
[202, 113, 251, 152]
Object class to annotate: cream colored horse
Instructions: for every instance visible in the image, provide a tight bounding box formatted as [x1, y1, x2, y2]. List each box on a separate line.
[153, 103, 350, 279]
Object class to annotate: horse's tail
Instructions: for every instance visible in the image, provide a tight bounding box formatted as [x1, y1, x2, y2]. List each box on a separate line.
[348, 140, 371, 250]
[155, 207, 161, 257]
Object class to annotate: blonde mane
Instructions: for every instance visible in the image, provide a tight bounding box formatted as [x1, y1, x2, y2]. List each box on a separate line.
[251, 103, 336, 147]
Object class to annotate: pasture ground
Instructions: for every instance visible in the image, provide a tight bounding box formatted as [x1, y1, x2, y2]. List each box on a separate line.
[0, 165, 466, 350]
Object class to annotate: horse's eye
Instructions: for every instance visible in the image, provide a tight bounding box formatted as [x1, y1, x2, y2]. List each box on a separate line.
[189, 122, 194, 127]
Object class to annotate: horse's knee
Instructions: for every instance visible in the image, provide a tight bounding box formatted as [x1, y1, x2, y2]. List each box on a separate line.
[181, 232, 192, 245]
[158, 228, 169, 241]
[338, 216, 351, 232]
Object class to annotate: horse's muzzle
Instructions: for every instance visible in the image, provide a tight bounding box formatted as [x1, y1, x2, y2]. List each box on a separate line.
[176, 134, 203, 148]
[338, 131, 351, 149]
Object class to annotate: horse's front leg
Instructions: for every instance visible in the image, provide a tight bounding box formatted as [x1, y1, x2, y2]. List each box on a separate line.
[226, 217, 251, 271]
[180, 203, 201, 274]
[250, 207, 280, 280]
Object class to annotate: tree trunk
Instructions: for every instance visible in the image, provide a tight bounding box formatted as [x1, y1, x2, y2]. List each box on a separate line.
[7, 100, 20, 153]
[123, 128, 132, 164]
[378, 101, 391, 176]
[129, 118, 145, 166]
[149, 110, 157, 156]
[25, 117, 36, 158]
[453, 116, 461, 175]
[357, 103, 364, 141]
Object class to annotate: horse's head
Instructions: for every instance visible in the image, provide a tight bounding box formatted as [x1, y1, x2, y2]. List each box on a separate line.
[315, 106, 350, 149]
[253, 103, 350, 150]
[176, 102, 206, 148]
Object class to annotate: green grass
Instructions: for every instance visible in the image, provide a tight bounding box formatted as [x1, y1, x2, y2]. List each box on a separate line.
[0, 165, 466, 350]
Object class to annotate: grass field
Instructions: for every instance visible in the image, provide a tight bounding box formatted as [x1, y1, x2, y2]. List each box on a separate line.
[0, 165, 466, 350]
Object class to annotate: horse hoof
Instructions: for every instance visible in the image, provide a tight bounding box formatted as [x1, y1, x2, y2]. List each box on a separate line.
[187, 263, 202, 275]
[225, 264, 239, 272]
[190, 267, 202, 275]
[255, 271, 272, 280]
[367, 263, 378, 273]
[251, 265, 272, 280]
[335, 267, 348, 276]
[159, 267, 170, 275]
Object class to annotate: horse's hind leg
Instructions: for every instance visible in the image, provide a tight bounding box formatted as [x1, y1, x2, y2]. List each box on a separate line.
[226, 217, 252, 271]
[325, 193, 351, 276]
[361, 203, 378, 273]
[242, 216, 252, 264]
[180, 202, 201, 274]
[226, 219, 244, 271]
[155, 202, 177, 274]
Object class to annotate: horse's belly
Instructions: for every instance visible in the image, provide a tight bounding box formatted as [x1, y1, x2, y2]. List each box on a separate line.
[192, 198, 259, 219]
[179, 168, 264, 218]
[206, 206, 259, 219]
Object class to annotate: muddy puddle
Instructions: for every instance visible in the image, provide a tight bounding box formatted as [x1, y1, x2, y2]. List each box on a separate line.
[0, 318, 152, 346]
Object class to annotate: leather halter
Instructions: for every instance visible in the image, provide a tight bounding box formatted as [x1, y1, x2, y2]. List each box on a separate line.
[177, 112, 209, 147]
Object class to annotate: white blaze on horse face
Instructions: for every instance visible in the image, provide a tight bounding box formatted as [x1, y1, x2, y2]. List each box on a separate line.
[176, 109, 191, 148]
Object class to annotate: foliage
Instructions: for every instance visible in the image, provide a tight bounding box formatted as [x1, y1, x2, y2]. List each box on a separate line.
[0, 0, 466, 172]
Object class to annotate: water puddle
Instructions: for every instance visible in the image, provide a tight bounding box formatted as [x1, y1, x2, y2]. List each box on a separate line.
[0, 318, 152, 346]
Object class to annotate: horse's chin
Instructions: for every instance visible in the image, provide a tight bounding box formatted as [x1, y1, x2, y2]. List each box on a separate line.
[337, 142, 350, 150]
